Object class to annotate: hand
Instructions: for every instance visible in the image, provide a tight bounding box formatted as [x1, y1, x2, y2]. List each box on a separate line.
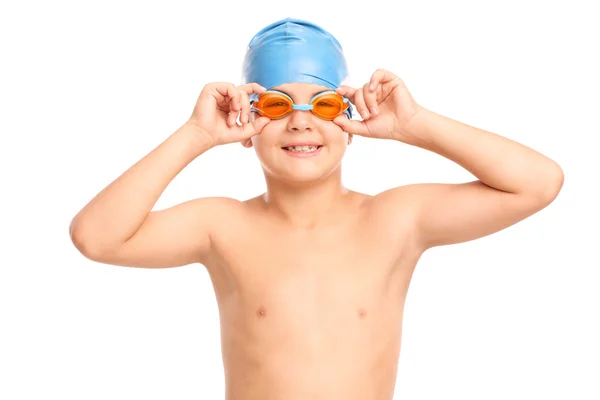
[184, 82, 271, 147]
[332, 69, 424, 143]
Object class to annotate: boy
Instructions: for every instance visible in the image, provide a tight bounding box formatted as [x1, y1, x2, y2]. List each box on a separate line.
[70, 18, 564, 400]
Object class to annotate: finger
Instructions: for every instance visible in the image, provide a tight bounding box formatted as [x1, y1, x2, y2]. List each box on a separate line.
[214, 83, 241, 126]
[238, 83, 266, 125]
[214, 83, 239, 111]
[369, 68, 398, 91]
[353, 88, 370, 120]
[241, 116, 270, 138]
[336, 86, 360, 119]
[228, 88, 244, 126]
[335, 85, 357, 103]
[239, 82, 267, 95]
[237, 88, 251, 124]
[332, 115, 371, 137]
[362, 82, 379, 117]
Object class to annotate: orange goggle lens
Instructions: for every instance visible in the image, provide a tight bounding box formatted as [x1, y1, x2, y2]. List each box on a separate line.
[250, 90, 350, 120]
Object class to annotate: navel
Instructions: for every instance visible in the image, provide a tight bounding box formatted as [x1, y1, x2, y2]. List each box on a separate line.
[256, 305, 267, 318]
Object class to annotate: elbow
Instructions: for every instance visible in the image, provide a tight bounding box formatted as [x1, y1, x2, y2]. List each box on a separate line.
[531, 161, 564, 205]
[70, 225, 101, 261]
[543, 161, 564, 202]
[69, 219, 115, 261]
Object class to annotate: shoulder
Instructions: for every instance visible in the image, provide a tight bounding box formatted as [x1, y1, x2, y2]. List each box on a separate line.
[186, 196, 252, 264]
[371, 183, 458, 225]
[370, 184, 425, 215]
[192, 194, 267, 227]
[180, 196, 248, 234]
[186, 196, 246, 214]
[367, 184, 437, 251]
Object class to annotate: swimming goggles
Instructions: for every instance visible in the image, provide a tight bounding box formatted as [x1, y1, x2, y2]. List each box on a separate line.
[249, 89, 353, 121]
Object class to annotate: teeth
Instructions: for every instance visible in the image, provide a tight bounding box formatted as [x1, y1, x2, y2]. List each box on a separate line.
[285, 145, 320, 152]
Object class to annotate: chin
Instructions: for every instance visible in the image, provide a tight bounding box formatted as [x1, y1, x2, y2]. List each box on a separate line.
[285, 170, 328, 183]
[271, 162, 343, 185]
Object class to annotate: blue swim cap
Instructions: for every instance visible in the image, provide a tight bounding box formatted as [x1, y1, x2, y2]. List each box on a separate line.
[241, 18, 350, 91]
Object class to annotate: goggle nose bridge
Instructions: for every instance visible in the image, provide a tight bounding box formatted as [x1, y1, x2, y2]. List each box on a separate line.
[292, 104, 313, 111]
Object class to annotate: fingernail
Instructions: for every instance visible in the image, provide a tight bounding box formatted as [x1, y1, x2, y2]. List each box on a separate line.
[371, 106, 378, 116]
[244, 115, 249, 123]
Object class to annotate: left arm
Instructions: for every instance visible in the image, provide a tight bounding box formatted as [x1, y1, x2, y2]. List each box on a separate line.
[379, 106, 564, 250]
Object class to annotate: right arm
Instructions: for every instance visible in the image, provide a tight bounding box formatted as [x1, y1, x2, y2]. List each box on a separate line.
[69, 82, 270, 268]
[69, 125, 224, 268]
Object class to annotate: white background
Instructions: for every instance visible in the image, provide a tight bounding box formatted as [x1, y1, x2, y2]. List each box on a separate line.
[1, 0, 598, 399]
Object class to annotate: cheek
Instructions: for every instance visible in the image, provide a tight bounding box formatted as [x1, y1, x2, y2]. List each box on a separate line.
[250, 121, 280, 148]
[322, 123, 349, 144]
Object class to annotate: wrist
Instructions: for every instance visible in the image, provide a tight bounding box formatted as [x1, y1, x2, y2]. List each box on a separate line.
[176, 123, 215, 154]
[398, 105, 430, 147]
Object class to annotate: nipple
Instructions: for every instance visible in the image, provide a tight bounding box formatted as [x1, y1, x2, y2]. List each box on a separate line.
[357, 308, 367, 319]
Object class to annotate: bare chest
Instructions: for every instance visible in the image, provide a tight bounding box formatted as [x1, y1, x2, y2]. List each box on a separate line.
[203, 215, 421, 398]
[204, 215, 419, 332]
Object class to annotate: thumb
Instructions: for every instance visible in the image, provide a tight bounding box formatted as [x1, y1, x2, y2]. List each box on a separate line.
[243, 116, 270, 137]
[253, 116, 271, 133]
[333, 115, 369, 136]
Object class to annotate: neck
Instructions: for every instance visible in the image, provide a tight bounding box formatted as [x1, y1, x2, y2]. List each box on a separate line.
[260, 167, 351, 229]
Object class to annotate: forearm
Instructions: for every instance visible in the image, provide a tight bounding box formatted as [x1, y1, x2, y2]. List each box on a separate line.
[404, 107, 564, 197]
[70, 125, 213, 253]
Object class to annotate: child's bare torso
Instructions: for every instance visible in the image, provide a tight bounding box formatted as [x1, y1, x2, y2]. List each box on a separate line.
[200, 190, 423, 400]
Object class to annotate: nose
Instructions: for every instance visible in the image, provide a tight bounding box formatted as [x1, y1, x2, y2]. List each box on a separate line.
[286, 108, 314, 132]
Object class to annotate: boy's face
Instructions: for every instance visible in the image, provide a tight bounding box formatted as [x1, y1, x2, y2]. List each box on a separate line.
[242, 82, 353, 182]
